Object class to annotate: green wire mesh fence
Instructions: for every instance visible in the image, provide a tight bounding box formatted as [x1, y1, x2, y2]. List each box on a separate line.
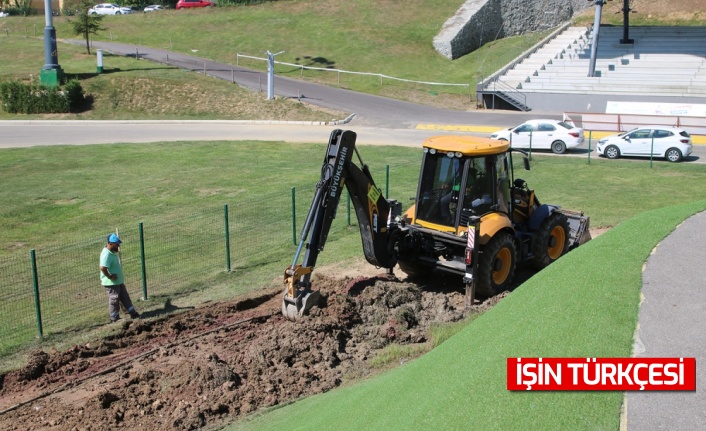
[0, 160, 419, 357]
[0, 205, 241, 356]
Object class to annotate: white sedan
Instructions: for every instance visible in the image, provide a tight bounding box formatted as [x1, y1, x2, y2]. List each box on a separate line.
[489, 119, 585, 154]
[144, 5, 165, 12]
[596, 126, 693, 162]
[88, 3, 133, 15]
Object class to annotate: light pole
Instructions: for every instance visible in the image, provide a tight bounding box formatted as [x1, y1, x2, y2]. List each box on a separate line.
[40, 0, 64, 87]
[620, 0, 634, 44]
[267, 50, 284, 100]
[587, 0, 604, 77]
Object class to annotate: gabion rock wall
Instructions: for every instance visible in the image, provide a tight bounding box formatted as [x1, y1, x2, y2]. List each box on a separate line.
[433, 0, 592, 60]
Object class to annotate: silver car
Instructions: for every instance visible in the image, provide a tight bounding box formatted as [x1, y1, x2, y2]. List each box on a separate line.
[596, 126, 692, 162]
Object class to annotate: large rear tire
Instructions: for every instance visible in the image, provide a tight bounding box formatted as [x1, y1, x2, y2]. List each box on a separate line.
[531, 212, 570, 270]
[476, 232, 516, 297]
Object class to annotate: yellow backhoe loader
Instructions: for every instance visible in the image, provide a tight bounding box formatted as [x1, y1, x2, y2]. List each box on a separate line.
[282, 129, 590, 320]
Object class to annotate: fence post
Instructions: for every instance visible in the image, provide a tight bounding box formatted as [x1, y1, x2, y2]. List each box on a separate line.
[30, 249, 43, 338]
[224, 205, 231, 272]
[587, 131, 592, 164]
[291, 187, 297, 245]
[385, 164, 390, 199]
[139, 222, 148, 300]
[529, 130, 533, 161]
[650, 136, 655, 168]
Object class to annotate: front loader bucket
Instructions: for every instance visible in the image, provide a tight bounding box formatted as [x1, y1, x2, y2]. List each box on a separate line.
[282, 290, 321, 321]
[559, 209, 591, 249]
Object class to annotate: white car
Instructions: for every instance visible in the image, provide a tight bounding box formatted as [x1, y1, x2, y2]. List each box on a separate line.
[596, 126, 692, 162]
[489, 119, 585, 154]
[144, 5, 165, 12]
[88, 3, 133, 15]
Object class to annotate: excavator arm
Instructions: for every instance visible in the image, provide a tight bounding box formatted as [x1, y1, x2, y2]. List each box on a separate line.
[282, 129, 399, 320]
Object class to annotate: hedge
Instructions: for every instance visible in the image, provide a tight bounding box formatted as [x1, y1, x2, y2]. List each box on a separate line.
[0, 79, 85, 114]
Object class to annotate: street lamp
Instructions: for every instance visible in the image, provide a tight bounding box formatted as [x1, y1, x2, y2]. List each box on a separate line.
[40, 0, 64, 87]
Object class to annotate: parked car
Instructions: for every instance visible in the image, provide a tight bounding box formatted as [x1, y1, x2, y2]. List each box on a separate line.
[596, 126, 692, 162]
[175, 0, 213, 9]
[143, 4, 165, 12]
[489, 119, 584, 154]
[88, 3, 133, 15]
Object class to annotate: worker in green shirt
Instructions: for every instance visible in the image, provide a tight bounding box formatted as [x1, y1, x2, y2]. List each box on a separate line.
[100, 233, 140, 323]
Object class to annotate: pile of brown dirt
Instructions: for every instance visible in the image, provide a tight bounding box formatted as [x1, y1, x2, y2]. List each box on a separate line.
[0, 272, 497, 431]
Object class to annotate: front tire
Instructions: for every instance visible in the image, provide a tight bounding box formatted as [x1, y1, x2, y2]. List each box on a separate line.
[665, 147, 683, 162]
[551, 141, 567, 154]
[531, 212, 570, 270]
[476, 232, 516, 297]
[605, 145, 620, 159]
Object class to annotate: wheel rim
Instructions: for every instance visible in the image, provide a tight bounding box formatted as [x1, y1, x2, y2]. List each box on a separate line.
[667, 149, 680, 162]
[547, 225, 566, 260]
[492, 247, 512, 285]
[552, 142, 565, 154]
[606, 146, 618, 158]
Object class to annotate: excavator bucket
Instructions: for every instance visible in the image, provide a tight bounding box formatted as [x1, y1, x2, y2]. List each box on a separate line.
[282, 264, 320, 320]
[282, 290, 320, 321]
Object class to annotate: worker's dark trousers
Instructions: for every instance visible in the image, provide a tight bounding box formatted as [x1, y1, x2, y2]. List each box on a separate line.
[103, 283, 136, 321]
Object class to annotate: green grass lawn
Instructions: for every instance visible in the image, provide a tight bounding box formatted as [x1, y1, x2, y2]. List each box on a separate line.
[0, 1, 551, 113]
[0, 37, 334, 120]
[226, 199, 706, 431]
[3, 141, 706, 256]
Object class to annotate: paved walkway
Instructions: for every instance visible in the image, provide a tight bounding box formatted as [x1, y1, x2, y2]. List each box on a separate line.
[626, 210, 706, 430]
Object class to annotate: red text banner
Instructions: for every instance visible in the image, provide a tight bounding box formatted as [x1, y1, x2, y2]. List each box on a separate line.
[507, 357, 696, 391]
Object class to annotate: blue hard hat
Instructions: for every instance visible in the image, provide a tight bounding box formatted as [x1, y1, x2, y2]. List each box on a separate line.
[107, 233, 122, 244]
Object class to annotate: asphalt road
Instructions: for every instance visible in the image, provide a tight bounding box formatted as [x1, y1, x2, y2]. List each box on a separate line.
[63, 40, 542, 129]
[0, 121, 467, 148]
[626, 211, 706, 431]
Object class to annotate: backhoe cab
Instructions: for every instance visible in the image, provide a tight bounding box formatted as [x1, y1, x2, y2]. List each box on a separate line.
[282, 130, 590, 320]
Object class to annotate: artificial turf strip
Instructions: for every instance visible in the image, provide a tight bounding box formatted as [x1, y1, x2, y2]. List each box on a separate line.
[229, 199, 706, 431]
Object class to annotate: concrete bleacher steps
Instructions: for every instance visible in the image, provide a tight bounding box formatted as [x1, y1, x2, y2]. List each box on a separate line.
[492, 25, 706, 99]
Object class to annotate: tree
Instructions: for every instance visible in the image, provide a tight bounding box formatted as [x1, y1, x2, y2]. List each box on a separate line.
[68, 0, 106, 55]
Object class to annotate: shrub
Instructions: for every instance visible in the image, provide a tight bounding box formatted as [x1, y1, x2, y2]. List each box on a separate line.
[0, 79, 86, 114]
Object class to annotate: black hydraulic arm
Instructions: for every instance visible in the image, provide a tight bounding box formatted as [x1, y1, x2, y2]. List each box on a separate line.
[292, 129, 396, 273]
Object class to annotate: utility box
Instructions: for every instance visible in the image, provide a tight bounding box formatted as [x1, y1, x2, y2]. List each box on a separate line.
[97, 49, 104, 74]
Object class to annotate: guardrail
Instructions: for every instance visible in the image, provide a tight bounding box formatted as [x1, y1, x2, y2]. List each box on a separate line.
[235, 53, 473, 99]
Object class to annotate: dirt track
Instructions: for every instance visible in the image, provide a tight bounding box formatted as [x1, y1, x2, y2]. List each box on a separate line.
[0, 269, 508, 431]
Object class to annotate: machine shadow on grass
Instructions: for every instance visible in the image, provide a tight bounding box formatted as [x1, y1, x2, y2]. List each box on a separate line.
[139, 298, 195, 320]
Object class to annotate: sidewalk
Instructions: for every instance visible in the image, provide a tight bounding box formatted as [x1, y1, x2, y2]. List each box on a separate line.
[625, 210, 706, 430]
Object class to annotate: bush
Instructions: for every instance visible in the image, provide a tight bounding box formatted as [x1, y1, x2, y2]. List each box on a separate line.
[0, 79, 86, 114]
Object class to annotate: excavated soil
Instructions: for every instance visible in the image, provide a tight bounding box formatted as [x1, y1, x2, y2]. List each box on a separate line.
[0, 269, 508, 431]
